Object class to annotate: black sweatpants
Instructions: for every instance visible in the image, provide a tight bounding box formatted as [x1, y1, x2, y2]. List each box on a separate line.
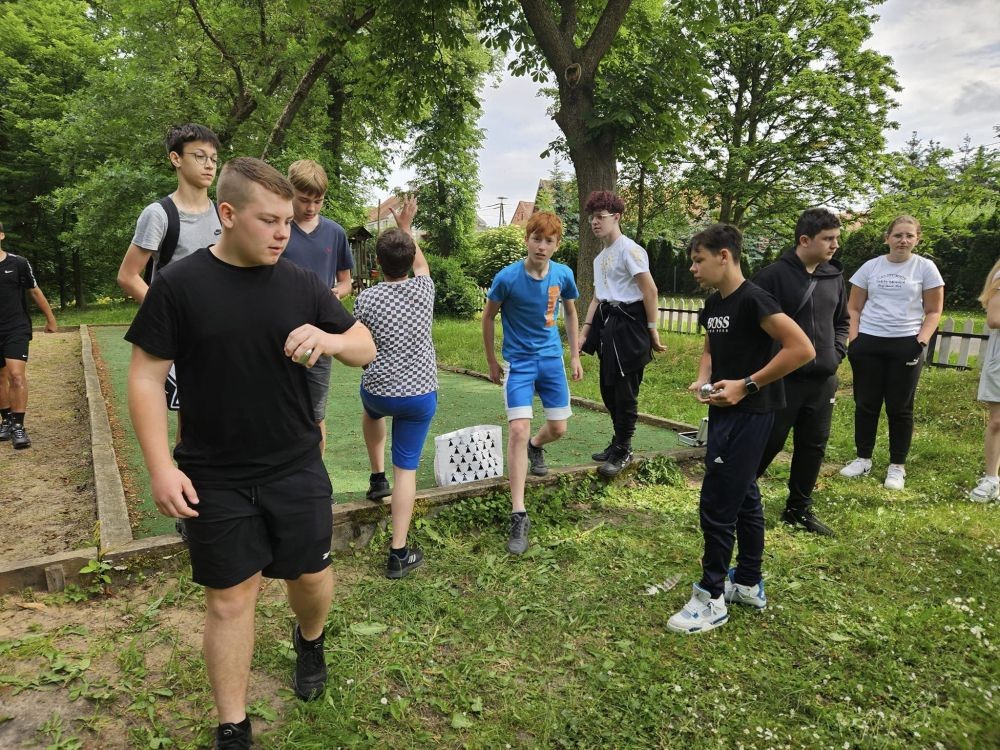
[598, 366, 644, 448]
[847, 332, 924, 464]
[756, 374, 838, 513]
[699, 408, 774, 598]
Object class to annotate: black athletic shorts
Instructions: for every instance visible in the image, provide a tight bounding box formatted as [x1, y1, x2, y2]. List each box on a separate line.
[184, 455, 334, 589]
[0, 334, 30, 365]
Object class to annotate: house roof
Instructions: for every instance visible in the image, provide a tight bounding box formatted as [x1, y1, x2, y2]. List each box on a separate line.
[509, 200, 536, 227]
[366, 195, 402, 224]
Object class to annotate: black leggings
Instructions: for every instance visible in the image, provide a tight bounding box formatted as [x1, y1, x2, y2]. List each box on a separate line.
[847, 333, 924, 464]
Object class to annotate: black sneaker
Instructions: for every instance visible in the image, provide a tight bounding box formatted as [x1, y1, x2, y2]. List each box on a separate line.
[0, 418, 11, 442]
[215, 717, 252, 749]
[506, 513, 531, 555]
[292, 625, 327, 701]
[366, 475, 391, 501]
[598, 444, 632, 478]
[781, 508, 835, 537]
[386, 547, 424, 579]
[10, 424, 31, 449]
[591, 443, 614, 462]
[527, 440, 548, 476]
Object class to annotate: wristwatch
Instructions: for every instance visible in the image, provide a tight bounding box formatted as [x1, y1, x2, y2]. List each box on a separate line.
[743, 376, 760, 395]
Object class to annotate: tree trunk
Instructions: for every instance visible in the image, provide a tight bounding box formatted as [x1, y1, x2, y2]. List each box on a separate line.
[569, 136, 617, 316]
[326, 74, 347, 182]
[635, 163, 647, 246]
[72, 248, 84, 308]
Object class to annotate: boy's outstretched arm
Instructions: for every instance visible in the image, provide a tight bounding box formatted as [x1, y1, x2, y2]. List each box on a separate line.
[28, 286, 58, 332]
[390, 196, 429, 277]
[563, 298, 583, 380]
[707, 313, 815, 407]
[482, 299, 503, 384]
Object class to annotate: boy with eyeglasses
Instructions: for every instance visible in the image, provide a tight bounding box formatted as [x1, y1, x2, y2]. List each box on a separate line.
[117, 123, 223, 419]
[282, 159, 355, 454]
[578, 190, 665, 477]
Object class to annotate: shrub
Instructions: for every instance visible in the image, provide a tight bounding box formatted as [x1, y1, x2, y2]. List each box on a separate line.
[468, 226, 525, 288]
[426, 255, 481, 319]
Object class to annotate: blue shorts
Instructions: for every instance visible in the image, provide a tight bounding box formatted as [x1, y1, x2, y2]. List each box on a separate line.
[361, 388, 437, 470]
[503, 356, 572, 422]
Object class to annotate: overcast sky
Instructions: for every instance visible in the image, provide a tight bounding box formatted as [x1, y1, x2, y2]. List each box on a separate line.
[385, 0, 1000, 227]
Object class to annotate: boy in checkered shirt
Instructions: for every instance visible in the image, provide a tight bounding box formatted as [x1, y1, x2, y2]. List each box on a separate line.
[353, 197, 437, 579]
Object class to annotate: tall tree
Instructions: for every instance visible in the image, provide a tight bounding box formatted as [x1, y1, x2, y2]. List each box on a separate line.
[481, 0, 701, 309]
[682, 0, 899, 230]
[0, 0, 106, 306]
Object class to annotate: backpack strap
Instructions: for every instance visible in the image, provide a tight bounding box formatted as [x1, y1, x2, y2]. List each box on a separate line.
[155, 195, 181, 271]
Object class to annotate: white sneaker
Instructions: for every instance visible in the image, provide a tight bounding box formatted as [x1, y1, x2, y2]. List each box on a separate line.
[839, 458, 872, 478]
[723, 568, 767, 610]
[884, 464, 906, 490]
[969, 476, 1000, 503]
[666, 584, 728, 634]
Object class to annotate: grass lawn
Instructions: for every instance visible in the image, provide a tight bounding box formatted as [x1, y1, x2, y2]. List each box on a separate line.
[3, 304, 994, 749]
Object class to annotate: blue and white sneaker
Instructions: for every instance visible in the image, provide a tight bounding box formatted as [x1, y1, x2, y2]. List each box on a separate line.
[723, 568, 767, 610]
[666, 583, 729, 634]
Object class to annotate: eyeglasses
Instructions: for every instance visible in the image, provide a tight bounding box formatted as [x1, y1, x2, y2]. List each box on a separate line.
[590, 212, 616, 221]
[185, 151, 219, 167]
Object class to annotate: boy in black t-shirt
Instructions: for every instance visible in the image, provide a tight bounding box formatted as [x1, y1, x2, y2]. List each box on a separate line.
[666, 224, 814, 635]
[0, 220, 59, 449]
[126, 158, 375, 749]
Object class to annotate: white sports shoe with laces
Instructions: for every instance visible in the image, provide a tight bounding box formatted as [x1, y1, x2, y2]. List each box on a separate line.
[969, 476, 999, 503]
[839, 457, 872, 477]
[666, 584, 728, 634]
[884, 464, 906, 490]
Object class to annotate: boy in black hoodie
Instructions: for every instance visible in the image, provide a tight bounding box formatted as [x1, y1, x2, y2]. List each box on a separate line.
[753, 208, 849, 536]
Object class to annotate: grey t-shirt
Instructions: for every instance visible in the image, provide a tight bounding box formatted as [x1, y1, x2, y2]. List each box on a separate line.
[131, 201, 222, 268]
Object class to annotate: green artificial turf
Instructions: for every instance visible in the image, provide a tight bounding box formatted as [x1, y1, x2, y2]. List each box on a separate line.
[90, 325, 680, 537]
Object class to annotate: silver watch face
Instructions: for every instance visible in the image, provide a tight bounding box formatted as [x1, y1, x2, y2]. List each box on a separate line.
[745, 378, 759, 394]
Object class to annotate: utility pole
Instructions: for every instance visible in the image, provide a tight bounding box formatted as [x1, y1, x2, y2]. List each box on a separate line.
[497, 196, 507, 226]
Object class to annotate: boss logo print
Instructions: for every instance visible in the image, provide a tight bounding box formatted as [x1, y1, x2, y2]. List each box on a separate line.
[705, 315, 730, 331]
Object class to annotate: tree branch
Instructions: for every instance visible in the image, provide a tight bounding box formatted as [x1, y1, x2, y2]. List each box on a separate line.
[187, 0, 246, 96]
[580, 0, 632, 75]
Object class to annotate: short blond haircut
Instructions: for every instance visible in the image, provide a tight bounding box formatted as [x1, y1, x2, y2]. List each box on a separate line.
[217, 157, 293, 207]
[287, 159, 328, 197]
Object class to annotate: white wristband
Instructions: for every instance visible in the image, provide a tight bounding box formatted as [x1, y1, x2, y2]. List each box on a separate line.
[647, 322, 656, 330]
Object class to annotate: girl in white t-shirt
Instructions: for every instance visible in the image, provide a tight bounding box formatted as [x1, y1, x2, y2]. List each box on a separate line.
[839, 215, 945, 490]
[970, 260, 1000, 502]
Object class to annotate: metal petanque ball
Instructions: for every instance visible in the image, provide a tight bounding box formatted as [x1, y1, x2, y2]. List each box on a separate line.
[700, 383, 714, 399]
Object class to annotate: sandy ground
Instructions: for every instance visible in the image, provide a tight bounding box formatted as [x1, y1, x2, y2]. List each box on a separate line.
[0, 330, 96, 562]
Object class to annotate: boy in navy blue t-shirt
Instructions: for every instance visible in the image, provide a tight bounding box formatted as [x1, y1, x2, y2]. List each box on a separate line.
[667, 223, 814, 635]
[483, 212, 581, 555]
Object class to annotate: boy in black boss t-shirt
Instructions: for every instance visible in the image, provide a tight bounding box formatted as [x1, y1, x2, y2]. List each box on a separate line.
[666, 223, 814, 635]
[126, 158, 375, 749]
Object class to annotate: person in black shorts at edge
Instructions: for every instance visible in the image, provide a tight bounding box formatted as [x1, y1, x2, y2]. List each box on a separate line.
[125, 157, 375, 749]
[0, 220, 59, 449]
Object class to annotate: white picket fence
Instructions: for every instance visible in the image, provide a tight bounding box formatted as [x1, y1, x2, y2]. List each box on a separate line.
[928, 317, 989, 370]
[656, 297, 705, 334]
